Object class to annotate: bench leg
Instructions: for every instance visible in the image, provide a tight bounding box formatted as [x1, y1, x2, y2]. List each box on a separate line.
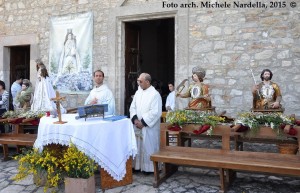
[2, 144, 9, 161]
[234, 141, 243, 151]
[187, 139, 192, 147]
[225, 169, 236, 186]
[152, 162, 178, 188]
[234, 135, 243, 151]
[219, 168, 227, 193]
[153, 161, 160, 187]
[238, 142, 243, 151]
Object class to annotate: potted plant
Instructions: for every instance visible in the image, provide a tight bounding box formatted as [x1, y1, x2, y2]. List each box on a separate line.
[13, 147, 63, 192]
[62, 143, 98, 193]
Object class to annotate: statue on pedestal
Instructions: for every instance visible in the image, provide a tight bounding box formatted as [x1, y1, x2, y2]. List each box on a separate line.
[177, 66, 212, 110]
[252, 69, 283, 112]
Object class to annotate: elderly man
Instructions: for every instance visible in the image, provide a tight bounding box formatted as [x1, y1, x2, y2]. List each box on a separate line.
[129, 73, 162, 173]
[252, 69, 282, 109]
[85, 70, 115, 115]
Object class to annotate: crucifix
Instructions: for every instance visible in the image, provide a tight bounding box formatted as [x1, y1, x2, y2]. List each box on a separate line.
[51, 91, 67, 124]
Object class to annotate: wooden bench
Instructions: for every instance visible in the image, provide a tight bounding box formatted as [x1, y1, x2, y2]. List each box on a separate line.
[179, 124, 298, 151]
[150, 123, 300, 193]
[0, 133, 37, 160]
[0, 123, 37, 160]
[234, 125, 298, 151]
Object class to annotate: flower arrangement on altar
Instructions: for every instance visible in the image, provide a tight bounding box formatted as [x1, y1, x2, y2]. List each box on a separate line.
[166, 110, 225, 134]
[62, 143, 98, 179]
[13, 147, 63, 192]
[233, 112, 296, 137]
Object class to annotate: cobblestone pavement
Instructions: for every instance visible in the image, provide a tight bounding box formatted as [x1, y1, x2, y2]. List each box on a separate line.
[1, 142, 300, 193]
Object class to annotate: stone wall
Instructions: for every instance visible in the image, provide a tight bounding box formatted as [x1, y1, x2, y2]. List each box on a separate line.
[187, 1, 300, 116]
[0, 0, 299, 116]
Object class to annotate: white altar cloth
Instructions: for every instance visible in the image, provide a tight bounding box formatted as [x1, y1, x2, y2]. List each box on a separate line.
[34, 114, 137, 181]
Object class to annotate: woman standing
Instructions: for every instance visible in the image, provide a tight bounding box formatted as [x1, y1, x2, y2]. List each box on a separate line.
[0, 80, 9, 133]
[0, 80, 9, 111]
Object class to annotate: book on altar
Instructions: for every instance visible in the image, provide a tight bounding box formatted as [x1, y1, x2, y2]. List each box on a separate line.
[75, 104, 108, 120]
[103, 115, 128, 122]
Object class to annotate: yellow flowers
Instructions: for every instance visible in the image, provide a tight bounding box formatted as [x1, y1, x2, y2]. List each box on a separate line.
[14, 143, 97, 192]
[13, 147, 63, 192]
[62, 143, 97, 179]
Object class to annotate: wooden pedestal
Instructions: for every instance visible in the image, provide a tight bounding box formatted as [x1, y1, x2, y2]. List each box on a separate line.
[251, 108, 285, 113]
[100, 157, 133, 190]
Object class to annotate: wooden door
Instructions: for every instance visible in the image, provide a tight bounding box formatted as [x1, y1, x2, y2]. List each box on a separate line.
[9, 45, 30, 110]
[124, 23, 140, 116]
[10, 45, 30, 83]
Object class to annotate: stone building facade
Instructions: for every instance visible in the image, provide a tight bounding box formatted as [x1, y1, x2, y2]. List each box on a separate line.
[0, 0, 299, 117]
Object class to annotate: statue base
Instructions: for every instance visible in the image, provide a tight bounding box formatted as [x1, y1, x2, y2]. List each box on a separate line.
[53, 121, 68, 124]
[185, 106, 216, 112]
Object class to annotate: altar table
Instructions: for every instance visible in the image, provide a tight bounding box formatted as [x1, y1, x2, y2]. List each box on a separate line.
[34, 114, 137, 181]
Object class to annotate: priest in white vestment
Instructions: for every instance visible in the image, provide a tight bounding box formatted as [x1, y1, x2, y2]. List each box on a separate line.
[129, 73, 162, 172]
[85, 70, 115, 116]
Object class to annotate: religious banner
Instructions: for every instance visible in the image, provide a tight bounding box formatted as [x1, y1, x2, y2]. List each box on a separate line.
[49, 12, 93, 92]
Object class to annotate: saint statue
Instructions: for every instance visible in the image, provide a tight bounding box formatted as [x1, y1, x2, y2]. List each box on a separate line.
[252, 69, 282, 110]
[177, 66, 211, 109]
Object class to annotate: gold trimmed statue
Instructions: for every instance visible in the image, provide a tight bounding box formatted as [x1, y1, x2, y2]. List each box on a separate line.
[177, 66, 211, 109]
[252, 69, 282, 110]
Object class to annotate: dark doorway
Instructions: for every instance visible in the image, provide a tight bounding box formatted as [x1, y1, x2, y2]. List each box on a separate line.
[9, 45, 30, 110]
[124, 18, 175, 116]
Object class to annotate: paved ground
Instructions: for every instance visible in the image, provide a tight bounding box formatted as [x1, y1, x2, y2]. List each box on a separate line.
[1, 142, 300, 193]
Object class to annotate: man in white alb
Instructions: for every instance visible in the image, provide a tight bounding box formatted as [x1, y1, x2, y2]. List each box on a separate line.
[129, 73, 162, 172]
[85, 70, 115, 116]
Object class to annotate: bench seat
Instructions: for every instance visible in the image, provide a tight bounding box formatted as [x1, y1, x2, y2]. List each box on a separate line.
[151, 123, 300, 193]
[0, 133, 37, 160]
[152, 146, 300, 173]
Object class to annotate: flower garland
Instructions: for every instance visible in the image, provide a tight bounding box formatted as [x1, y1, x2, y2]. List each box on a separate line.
[234, 112, 295, 137]
[166, 110, 225, 134]
[2, 110, 45, 119]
